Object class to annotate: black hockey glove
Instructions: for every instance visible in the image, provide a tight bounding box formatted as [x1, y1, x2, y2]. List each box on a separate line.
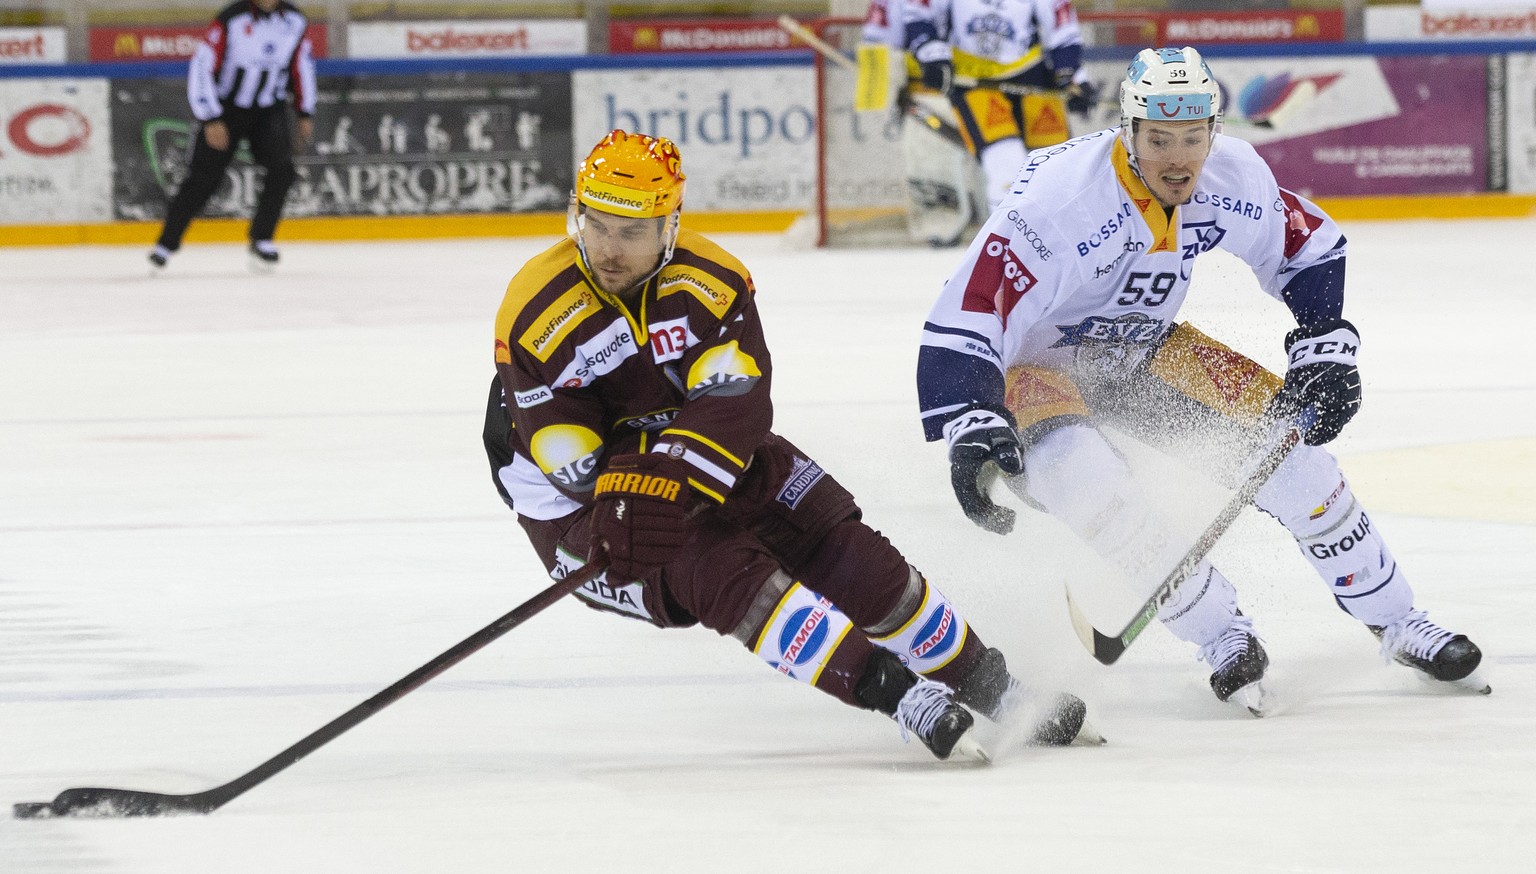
[589, 453, 692, 581]
[912, 38, 955, 96]
[1065, 80, 1100, 118]
[945, 409, 1024, 535]
[1275, 319, 1362, 445]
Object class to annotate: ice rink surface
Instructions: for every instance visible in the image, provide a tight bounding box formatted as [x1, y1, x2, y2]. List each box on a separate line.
[2, 219, 1533, 872]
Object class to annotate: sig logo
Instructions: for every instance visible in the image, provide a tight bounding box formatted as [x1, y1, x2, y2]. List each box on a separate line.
[529, 424, 603, 489]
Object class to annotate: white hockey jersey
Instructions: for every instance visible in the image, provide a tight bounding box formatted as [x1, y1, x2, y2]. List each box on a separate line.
[188, 1, 317, 122]
[917, 128, 1347, 440]
[904, 0, 1082, 81]
[863, 0, 906, 48]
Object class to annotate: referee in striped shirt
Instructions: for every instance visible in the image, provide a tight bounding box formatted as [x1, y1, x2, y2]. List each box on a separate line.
[149, 0, 317, 272]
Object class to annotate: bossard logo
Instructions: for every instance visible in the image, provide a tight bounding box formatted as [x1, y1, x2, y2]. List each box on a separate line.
[633, 27, 659, 49]
[1076, 202, 1133, 257]
[775, 457, 826, 510]
[114, 33, 141, 57]
[910, 605, 958, 662]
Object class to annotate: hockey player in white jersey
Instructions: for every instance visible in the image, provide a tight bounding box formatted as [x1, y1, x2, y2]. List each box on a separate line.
[916, 47, 1488, 712]
[904, 0, 1093, 212]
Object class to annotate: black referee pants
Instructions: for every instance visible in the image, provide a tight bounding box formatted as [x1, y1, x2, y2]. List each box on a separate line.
[156, 104, 297, 250]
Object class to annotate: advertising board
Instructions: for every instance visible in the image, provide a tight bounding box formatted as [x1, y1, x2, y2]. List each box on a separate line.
[573, 65, 817, 212]
[111, 72, 572, 220]
[348, 20, 586, 58]
[0, 79, 112, 223]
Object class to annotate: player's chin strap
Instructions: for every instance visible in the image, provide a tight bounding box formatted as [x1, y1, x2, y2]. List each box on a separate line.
[568, 202, 683, 296]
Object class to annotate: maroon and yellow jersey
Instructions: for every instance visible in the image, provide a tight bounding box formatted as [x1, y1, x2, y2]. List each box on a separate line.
[492, 229, 772, 518]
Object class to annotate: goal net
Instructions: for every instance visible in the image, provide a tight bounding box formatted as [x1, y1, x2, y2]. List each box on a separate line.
[793, 17, 981, 248]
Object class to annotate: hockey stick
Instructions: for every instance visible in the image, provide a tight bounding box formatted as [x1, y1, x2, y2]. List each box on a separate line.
[777, 15, 969, 148]
[13, 561, 607, 819]
[1065, 407, 1315, 666]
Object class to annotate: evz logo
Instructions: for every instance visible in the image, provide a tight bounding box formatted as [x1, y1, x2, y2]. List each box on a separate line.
[1052, 312, 1165, 347]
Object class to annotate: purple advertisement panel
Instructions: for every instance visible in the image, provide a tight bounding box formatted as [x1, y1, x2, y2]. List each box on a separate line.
[1229, 55, 1489, 196]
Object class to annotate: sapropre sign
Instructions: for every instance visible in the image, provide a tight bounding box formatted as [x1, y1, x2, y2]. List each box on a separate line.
[348, 20, 587, 58]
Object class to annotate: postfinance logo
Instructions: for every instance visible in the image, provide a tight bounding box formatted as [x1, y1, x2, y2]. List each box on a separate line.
[658, 266, 735, 319]
[520, 284, 597, 362]
[579, 177, 656, 217]
[530, 424, 603, 489]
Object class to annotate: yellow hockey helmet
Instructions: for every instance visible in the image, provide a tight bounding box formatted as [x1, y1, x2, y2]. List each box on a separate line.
[574, 130, 686, 219]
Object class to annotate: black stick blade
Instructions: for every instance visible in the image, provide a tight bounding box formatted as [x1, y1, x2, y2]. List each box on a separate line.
[13, 787, 215, 819]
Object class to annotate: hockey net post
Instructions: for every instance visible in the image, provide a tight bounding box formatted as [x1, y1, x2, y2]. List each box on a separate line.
[784, 16, 970, 248]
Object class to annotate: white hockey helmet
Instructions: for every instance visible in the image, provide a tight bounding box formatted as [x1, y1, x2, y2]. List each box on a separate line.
[1120, 46, 1220, 126]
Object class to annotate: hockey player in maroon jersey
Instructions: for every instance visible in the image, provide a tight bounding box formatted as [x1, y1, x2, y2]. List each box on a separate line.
[483, 130, 1096, 760]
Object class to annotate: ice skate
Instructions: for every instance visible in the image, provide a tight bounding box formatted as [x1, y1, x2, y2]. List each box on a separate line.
[856, 649, 986, 762]
[1369, 610, 1490, 694]
[955, 647, 1103, 746]
[893, 677, 987, 762]
[1198, 613, 1269, 716]
[248, 240, 280, 273]
[147, 245, 172, 275]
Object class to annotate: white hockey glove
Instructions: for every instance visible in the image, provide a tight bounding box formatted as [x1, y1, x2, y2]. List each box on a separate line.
[944, 409, 1024, 535]
[1276, 319, 1362, 445]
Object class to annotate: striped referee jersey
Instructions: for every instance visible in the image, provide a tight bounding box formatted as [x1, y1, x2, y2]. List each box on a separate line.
[188, 1, 317, 121]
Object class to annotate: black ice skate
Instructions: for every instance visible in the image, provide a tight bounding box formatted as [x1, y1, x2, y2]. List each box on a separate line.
[955, 646, 1102, 746]
[248, 241, 280, 273]
[1198, 613, 1269, 716]
[1369, 610, 1490, 694]
[855, 649, 986, 762]
[147, 245, 172, 274]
